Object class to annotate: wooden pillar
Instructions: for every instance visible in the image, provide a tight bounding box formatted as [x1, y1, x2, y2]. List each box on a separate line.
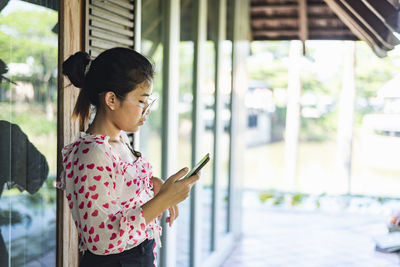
[57, 0, 85, 266]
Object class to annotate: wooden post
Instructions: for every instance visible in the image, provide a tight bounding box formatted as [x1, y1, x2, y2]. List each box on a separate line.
[57, 0, 85, 266]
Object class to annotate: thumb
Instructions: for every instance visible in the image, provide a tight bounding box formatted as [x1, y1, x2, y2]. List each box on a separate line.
[167, 167, 189, 183]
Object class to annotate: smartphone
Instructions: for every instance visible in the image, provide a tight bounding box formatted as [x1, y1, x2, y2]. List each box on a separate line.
[184, 153, 210, 178]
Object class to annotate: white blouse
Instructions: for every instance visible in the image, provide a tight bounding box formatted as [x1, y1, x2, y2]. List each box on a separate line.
[57, 132, 161, 261]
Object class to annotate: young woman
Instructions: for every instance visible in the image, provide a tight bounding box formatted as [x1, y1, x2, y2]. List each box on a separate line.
[57, 47, 199, 267]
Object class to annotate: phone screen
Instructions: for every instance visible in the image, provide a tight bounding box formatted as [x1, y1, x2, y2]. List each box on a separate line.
[184, 153, 210, 178]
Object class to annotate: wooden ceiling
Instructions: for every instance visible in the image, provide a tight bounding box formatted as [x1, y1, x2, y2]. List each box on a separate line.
[250, 0, 400, 57]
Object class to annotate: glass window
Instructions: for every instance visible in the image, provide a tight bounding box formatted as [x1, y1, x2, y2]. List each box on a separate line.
[0, 0, 58, 266]
[200, 0, 217, 257]
[176, 0, 194, 266]
[140, 0, 163, 176]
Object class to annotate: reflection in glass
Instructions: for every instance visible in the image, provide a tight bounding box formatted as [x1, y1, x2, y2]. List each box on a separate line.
[0, 0, 58, 266]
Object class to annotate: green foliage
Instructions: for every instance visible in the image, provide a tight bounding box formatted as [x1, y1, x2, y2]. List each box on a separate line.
[0, 103, 56, 137]
[355, 42, 400, 99]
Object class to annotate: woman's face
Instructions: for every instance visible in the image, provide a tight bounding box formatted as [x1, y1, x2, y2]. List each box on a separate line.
[111, 81, 153, 133]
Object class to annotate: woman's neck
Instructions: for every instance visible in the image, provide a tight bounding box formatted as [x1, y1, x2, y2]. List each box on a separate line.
[86, 112, 121, 142]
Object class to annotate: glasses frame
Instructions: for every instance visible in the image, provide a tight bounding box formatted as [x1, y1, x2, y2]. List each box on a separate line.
[114, 92, 157, 116]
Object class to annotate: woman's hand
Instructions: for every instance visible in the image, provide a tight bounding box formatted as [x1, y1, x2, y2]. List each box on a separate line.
[142, 168, 199, 226]
[158, 167, 199, 208]
[151, 176, 181, 227]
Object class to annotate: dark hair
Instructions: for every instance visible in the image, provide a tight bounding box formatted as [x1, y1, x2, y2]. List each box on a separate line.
[62, 47, 154, 129]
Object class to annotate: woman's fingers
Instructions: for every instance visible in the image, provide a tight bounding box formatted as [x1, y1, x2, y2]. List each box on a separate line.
[166, 168, 189, 184]
[166, 205, 180, 227]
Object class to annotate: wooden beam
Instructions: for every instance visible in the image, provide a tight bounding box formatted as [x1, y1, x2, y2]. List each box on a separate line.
[324, 0, 387, 57]
[298, 0, 308, 54]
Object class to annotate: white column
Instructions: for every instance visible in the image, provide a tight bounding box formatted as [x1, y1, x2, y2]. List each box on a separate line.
[284, 40, 302, 192]
[335, 41, 356, 194]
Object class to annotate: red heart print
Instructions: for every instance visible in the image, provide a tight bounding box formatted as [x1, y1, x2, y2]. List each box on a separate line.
[79, 201, 84, 209]
[81, 175, 87, 182]
[85, 192, 89, 199]
[97, 166, 104, 171]
[130, 216, 135, 221]
[110, 233, 117, 240]
[136, 230, 141, 236]
[103, 203, 109, 209]
[87, 200, 92, 208]
[104, 182, 109, 187]
[68, 171, 74, 178]
[73, 158, 79, 165]
[83, 225, 87, 232]
[99, 222, 105, 228]
[140, 223, 145, 231]
[69, 202, 73, 209]
[94, 234, 99, 242]
[66, 162, 71, 169]
[105, 250, 109, 254]
[88, 236, 93, 243]
[93, 175, 101, 181]
[106, 166, 112, 172]
[89, 226, 94, 235]
[83, 212, 88, 220]
[74, 176, 78, 184]
[107, 224, 113, 230]
[96, 141, 103, 144]
[78, 185, 84, 194]
[84, 141, 91, 144]
[108, 244, 114, 249]
[73, 148, 78, 154]
[141, 169, 146, 173]
[117, 240, 122, 246]
[91, 194, 99, 200]
[118, 248, 124, 252]
[111, 216, 116, 222]
[79, 164, 84, 171]
[119, 229, 124, 237]
[89, 185, 96, 191]
[83, 148, 90, 154]
[92, 245, 97, 251]
[126, 181, 132, 187]
[87, 163, 94, 169]
[92, 210, 98, 217]
[67, 194, 72, 201]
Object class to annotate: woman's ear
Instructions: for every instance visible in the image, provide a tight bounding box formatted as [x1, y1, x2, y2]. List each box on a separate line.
[103, 91, 118, 111]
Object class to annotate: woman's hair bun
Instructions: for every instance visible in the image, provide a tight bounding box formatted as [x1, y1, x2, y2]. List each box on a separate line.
[62, 51, 91, 88]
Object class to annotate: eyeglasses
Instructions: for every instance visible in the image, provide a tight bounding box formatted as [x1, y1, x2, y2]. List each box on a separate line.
[116, 93, 157, 116]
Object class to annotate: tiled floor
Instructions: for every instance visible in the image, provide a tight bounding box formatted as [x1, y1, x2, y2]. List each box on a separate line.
[222, 207, 400, 267]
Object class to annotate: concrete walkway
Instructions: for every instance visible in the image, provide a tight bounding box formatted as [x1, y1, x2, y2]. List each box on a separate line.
[222, 207, 400, 267]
